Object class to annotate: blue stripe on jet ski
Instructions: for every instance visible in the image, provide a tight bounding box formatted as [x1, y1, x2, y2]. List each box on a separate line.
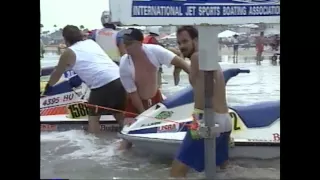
[128, 122, 191, 134]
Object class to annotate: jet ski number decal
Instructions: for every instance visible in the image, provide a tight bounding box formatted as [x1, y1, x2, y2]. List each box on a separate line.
[229, 110, 244, 131]
[155, 111, 173, 119]
[64, 70, 77, 79]
[157, 123, 179, 133]
[67, 103, 89, 119]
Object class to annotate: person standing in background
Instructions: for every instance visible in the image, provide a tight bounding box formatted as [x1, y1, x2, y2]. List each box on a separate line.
[232, 34, 239, 63]
[255, 32, 265, 65]
[92, 11, 126, 65]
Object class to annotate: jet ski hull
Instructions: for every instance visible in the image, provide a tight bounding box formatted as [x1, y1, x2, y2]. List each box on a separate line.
[118, 132, 280, 159]
[118, 68, 280, 160]
[41, 115, 118, 132]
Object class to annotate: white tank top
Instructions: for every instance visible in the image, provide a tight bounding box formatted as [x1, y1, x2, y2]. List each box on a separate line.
[68, 39, 120, 89]
[95, 28, 120, 62]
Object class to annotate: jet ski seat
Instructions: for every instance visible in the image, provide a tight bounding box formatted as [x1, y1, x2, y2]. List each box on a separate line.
[162, 68, 248, 109]
[230, 100, 280, 128]
[162, 86, 194, 109]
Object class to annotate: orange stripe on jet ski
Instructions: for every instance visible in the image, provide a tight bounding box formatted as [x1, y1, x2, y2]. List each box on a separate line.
[40, 106, 67, 116]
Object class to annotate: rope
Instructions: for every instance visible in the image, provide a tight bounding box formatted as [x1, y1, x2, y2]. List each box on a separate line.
[41, 87, 197, 129]
[76, 101, 194, 129]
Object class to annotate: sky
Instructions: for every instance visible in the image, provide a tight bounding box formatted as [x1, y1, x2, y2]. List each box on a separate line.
[41, 0, 109, 31]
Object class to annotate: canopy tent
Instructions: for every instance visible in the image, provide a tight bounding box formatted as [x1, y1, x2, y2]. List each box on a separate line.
[264, 29, 280, 36]
[160, 32, 176, 40]
[218, 30, 239, 38]
[238, 24, 259, 28]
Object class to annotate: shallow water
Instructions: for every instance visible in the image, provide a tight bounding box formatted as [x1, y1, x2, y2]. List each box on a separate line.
[40, 54, 280, 179]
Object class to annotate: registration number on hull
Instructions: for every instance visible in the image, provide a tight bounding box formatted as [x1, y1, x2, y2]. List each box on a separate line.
[40, 124, 119, 132]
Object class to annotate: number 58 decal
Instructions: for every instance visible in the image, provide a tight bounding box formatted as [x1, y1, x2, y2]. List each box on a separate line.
[67, 103, 89, 119]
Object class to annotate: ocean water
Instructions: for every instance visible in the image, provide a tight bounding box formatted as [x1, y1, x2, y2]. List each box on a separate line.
[41, 54, 280, 179]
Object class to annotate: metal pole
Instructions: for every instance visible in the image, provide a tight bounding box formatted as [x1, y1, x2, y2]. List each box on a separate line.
[198, 25, 221, 180]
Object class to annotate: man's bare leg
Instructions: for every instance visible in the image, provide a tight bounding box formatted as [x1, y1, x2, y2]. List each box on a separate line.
[113, 112, 133, 150]
[170, 159, 189, 178]
[235, 50, 238, 63]
[256, 52, 260, 65]
[88, 115, 101, 133]
[158, 70, 162, 88]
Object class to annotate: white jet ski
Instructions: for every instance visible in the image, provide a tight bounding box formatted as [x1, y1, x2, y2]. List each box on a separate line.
[40, 68, 117, 132]
[118, 68, 280, 160]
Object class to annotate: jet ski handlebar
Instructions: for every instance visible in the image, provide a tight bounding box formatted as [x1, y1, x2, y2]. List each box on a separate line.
[223, 68, 250, 84]
[239, 69, 250, 73]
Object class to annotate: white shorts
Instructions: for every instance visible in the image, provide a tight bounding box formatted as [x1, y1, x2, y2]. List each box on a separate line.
[193, 109, 232, 133]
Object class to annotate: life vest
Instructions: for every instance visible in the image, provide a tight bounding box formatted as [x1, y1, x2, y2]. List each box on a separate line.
[95, 28, 121, 62]
[143, 35, 158, 44]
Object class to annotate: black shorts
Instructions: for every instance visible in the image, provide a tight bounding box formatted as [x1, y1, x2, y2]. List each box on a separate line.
[88, 78, 126, 116]
[233, 45, 239, 51]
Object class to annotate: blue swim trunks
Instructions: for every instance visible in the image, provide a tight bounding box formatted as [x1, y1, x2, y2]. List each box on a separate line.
[176, 110, 231, 172]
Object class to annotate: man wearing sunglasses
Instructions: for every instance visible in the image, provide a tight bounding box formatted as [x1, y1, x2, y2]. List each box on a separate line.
[119, 28, 190, 130]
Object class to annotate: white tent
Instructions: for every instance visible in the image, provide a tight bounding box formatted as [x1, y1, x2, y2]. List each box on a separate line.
[218, 30, 238, 38]
[264, 29, 280, 36]
[238, 24, 259, 28]
[161, 32, 176, 40]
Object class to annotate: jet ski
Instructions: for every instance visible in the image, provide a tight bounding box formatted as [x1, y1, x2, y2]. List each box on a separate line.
[40, 68, 257, 134]
[118, 68, 280, 160]
[40, 67, 116, 132]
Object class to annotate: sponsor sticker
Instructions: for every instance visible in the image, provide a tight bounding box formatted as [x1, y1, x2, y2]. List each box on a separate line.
[157, 123, 179, 133]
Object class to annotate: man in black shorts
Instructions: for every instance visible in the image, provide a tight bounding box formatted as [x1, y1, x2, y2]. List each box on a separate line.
[45, 25, 126, 134]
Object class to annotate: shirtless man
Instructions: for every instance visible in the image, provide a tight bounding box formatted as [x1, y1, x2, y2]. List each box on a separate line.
[170, 26, 232, 178]
[119, 28, 190, 137]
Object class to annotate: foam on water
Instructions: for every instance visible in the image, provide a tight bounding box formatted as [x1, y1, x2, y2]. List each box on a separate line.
[41, 54, 280, 179]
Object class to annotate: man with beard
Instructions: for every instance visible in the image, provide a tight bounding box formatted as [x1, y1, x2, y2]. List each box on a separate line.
[44, 25, 127, 138]
[119, 28, 190, 130]
[170, 26, 232, 178]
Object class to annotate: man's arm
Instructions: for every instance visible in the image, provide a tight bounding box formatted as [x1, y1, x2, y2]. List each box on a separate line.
[48, 49, 75, 86]
[119, 57, 145, 113]
[170, 56, 190, 74]
[153, 45, 190, 74]
[167, 47, 183, 85]
[189, 52, 199, 86]
[128, 92, 145, 113]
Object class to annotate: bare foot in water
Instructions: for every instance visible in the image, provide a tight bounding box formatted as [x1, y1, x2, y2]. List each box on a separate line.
[118, 140, 133, 150]
[220, 160, 229, 169]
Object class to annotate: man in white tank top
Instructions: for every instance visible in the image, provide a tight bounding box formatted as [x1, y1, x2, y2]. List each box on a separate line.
[92, 11, 126, 65]
[45, 25, 127, 136]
